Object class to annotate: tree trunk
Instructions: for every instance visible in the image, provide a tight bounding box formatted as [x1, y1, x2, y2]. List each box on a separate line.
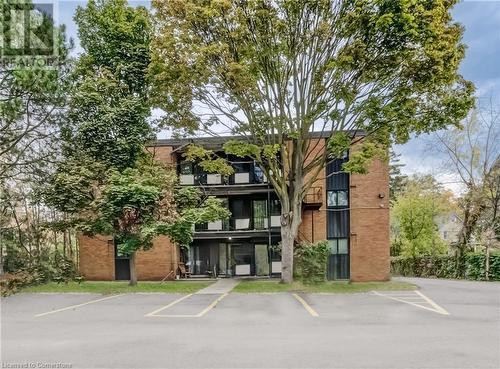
[129, 252, 137, 286]
[280, 223, 294, 283]
[280, 200, 302, 284]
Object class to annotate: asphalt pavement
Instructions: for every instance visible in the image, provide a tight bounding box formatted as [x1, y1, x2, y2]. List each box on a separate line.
[1, 277, 499, 368]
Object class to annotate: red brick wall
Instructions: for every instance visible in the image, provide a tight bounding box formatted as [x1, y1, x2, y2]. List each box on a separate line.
[148, 145, 174, 164]
[78, 235, 115, 280]
[297, 138, 390, 281]
[78, 235, 179, 281]
[78, 146, 179, 281]
[299, 139, 327, 242]
[349, 154, 390, 281]
[136, 236, 178, 280]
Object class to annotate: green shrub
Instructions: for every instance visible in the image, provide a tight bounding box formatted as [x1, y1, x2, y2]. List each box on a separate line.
[1, 248, 82, 296]
[391, 252, 500, 281]
[489, 252, 500, 281]
[294, 240, 330, 284]
[0, 269, 43, 296]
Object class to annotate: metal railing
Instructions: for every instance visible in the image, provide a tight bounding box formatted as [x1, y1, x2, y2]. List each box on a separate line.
[303, 187, 322, 204]
[179, 162, 268, 186]
[194, 216, 278, 232]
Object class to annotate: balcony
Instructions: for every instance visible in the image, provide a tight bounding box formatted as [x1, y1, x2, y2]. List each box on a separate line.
[178, 160, 268, 187]
[303, 187, 323, 210]
[195, 215, 281, 232]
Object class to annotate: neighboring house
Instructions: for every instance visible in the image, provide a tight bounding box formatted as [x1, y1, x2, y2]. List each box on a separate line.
[78, 133, 390, 281]
[436, 213, 461, 244]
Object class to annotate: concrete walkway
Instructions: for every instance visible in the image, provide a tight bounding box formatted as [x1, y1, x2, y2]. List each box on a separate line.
[196, 279, 240, 294]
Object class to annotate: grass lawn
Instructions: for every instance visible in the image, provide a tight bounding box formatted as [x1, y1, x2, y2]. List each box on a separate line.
[21, 281, 214, 294]
[232, 280, 418, 293]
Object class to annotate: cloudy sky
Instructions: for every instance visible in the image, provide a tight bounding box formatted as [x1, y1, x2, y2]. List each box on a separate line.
[58, 0, 500, 193]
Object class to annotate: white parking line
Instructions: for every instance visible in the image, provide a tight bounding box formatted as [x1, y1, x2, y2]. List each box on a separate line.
[146, 293, 228, 318]
[197, 293, 228, 317]
[292, 293, 319, 317]
[372, 290, 450, 315]
[144, 294, 193, 317]
[35, 294, 124, 317]
[415, 290, 450, 315]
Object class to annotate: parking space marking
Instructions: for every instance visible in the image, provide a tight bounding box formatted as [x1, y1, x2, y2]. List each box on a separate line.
[372, 290, 450, 315]
[414, 290, 450, 315]
[35, 294, 125, 317]
[292, 293, 319, 317]
[144, 294, 193, 317]
[146, 293, 228, 318]
[197, 293, 228, 317]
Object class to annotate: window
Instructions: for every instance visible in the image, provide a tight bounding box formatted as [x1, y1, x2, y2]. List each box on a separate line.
[232, 162, 250, 173]
[328, 238, 349, 255]
[180, 161, 193, 175]
[254, 165, 266, 183]
[327, 190, 348, 207]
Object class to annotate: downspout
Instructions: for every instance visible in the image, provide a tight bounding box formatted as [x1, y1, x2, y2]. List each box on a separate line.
[312, 210, 314, 243]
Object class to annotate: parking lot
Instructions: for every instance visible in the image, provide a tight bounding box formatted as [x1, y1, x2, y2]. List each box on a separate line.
[2, 278, 499, 368]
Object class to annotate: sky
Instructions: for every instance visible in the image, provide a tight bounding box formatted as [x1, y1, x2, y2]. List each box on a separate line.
[56, 0, 500, 194]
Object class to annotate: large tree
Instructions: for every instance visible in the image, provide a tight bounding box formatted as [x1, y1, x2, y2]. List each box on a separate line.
[0, 0, 72, 276]
[150, 0, 474, 282]
[432, 100, 499, 254]
[391, 175, 452, 257]
[0, 0, 71, 181]
[46, 0, 154, 216]
[44, 0, 229, 285]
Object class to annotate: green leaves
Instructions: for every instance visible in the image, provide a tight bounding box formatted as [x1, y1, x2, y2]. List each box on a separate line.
[294, 240, 330, 284]
[223, 141, 261, 159]
[183, 144, 234, 176]
[342, 142, 385, 174]
[326, 132, 351, 159]
[66, 0, 154, 171]
[391, 176, 451, 258]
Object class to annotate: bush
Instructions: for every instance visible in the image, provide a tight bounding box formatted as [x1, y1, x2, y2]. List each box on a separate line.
[1, 248, 82, 296]
[0, 269, 43, 296]
[294, 240, 330, 284]
[391, 252, 500, 281]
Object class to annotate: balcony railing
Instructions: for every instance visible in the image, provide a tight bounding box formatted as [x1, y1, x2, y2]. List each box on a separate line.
[195, 215, 281, 232]
[179, 161, 268, 186]
[303, 187, 323, 209]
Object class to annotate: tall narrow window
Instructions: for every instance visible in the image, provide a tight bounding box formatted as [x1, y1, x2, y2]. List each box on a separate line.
[253, 200, 267, 229]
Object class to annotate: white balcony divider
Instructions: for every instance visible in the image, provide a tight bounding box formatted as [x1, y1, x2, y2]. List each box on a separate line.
[235, 218, 250, 229]
[206, 174, 222, 185]
[207, 220, 223, 231]
[271, 215, 281, 227]
[234, 172, 250, 184]
[271, 261, 282, 273]
[235, 264, 251, 275]
[180, 174, 194, 185]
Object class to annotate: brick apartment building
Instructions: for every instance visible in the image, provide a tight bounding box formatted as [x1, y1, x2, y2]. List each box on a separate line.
[78, 133, 390, 282]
